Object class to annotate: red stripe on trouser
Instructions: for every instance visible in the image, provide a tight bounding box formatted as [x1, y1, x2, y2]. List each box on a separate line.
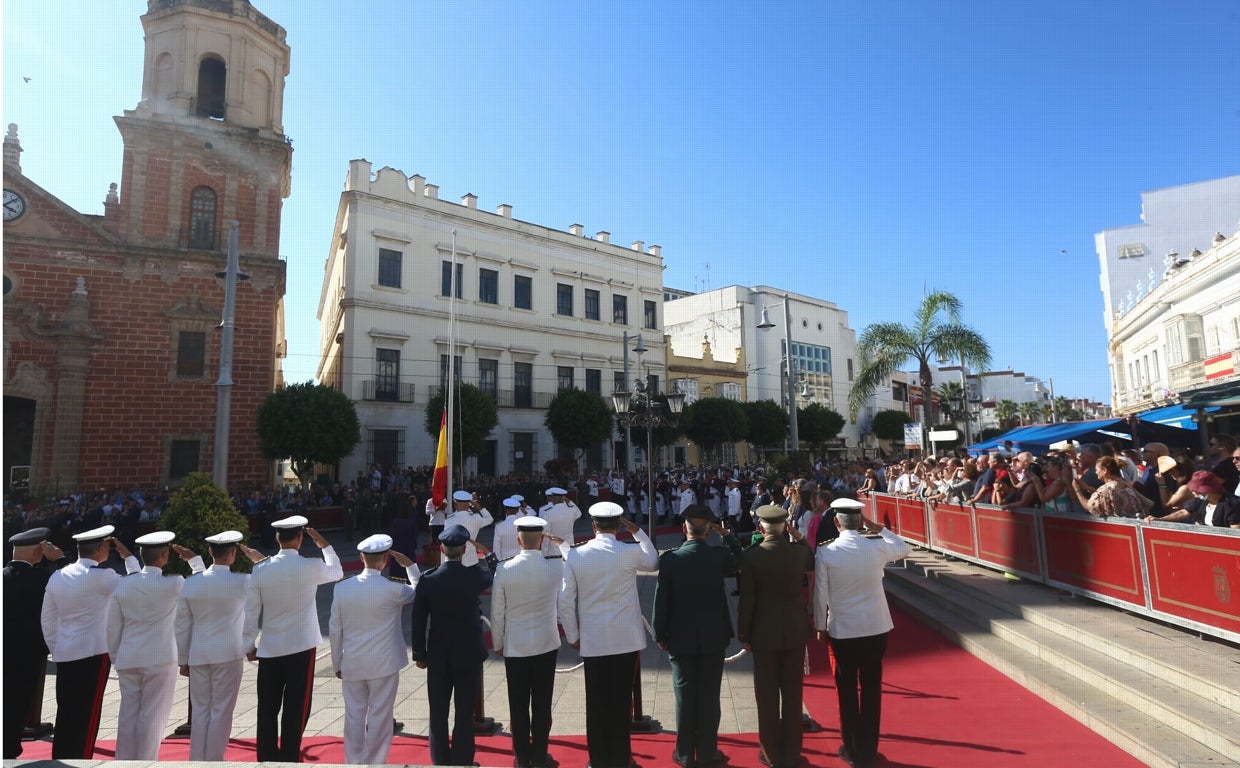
[828, 642, 838, 676]
[301, 648, 316, 731]
[83, 656, 110, 758]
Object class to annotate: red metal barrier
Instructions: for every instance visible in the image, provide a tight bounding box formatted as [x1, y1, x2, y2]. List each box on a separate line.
[928, 501, 978, 559]
[894, 497, 930, 545]
[1142, 525, 1240, 637]
[1041, 515, 1145, 607]
[973, 505, 1042, 578]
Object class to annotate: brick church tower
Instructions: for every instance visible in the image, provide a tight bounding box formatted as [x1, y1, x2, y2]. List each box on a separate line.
[3, 0, 291, 495]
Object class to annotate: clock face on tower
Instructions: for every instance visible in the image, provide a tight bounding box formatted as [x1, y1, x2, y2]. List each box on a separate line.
[3, 189, 26, 222]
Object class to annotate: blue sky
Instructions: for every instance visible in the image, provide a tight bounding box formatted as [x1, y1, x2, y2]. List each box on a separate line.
[5, 0, 1238, 404]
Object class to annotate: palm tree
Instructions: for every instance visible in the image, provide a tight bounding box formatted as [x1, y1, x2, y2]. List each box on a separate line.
[1018, 401, 1042, 426]
[1051, 396, 1074, 422]
[936, 380, 965, 417]
[849, 291, 992, 431]
[995, 399, 1018, 429]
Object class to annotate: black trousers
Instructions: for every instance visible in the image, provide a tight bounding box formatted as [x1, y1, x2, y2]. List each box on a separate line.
[504, 649, 557, 765]
[256, 648, 316, 762]
[582, 651, 637, 768]
[830, 633, 888, 767]
[427, 653, 481, 766]
[751, 647, 805, 768]
[3, 655, 46, 758]
[51, 654, 110, 759]
[669, 651, 725, 764]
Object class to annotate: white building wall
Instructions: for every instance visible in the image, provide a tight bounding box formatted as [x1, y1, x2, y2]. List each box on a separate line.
[664, 285, 867, 451]
[1096, 176, 1240, 326]
[317, 161, 666, 481]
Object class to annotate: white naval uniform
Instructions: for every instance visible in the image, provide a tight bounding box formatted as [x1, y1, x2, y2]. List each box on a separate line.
[559, 528, 658, 657]
[490, 550, 563, 657]
[40, 555, 140, 663]
[442, 508, 493, 567]
[726, 486, 743, 521]
[107, 557, 205, 760]
[328, 564, 419, 765]
[175, 563, 251, 761]
[241, 546, 343, 658]
[492, 515, 522, 562]
[677, 488, 698, 518]
[541, 501, 581, 555]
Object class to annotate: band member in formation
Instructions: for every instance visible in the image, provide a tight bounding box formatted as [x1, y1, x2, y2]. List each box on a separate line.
[490, 516, 566, 768]
[3, 527, 68, 759]
[175, 530, 262, 761]
[107, 531, 205, 759]
[41, 525, 139, 759]
[653, 505, 744, 768]
[242, 515, 343, 762]
[737, 505, 814, 768]
[813, 499, 911, 768]
[560, 501, 659, 768]
[329, 533, 419, 764]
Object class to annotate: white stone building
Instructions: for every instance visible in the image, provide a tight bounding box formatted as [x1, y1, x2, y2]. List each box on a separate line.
[1108, 228, 1240, 415]
[663, 285, 891, 455]
[1095, 175, 1240, 328]
[316, 160, 666, 480]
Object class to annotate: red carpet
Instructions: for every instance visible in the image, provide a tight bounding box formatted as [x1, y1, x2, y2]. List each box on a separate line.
[17, 608, 1145, 767]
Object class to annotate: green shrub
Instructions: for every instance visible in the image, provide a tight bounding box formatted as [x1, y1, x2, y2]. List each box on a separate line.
[159, 472, 254, 576]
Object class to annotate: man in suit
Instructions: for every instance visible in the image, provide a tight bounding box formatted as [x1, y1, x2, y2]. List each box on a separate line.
[329, 533, 420, 764]
[490, 516, 567, 768]
[813, 498, 911, 768]
[107, 531, 205, 759]
[737, 505, 814, 768]
[652, 505, 744, 768]
[242, 515, 343, 762]
[412, 524, 495, 766]
[3, 527, 68, 758]
[175, 530, 263, 761]
[560, 501, 659, 768]
[41, 525, 140, 759]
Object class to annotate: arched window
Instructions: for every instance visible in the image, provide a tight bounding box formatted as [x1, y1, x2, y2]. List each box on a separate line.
[196, 56, 226, 119]
[188, 187, 217, 249]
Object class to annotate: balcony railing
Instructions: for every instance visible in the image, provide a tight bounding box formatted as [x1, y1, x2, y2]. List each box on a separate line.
[1169, 361, 1205, 393]
[426, 385, 554, 409]
[363, 380, 415, 403]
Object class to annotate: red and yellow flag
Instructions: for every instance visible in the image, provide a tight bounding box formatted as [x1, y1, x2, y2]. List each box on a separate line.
[431, 408, 449, 507]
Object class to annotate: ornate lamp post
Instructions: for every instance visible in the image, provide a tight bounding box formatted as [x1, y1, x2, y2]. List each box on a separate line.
[612, 376, 685, 540]
[757, 294, 802, 453]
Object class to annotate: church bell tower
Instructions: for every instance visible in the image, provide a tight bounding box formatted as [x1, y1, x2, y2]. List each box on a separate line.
[114, 0, 292, 257]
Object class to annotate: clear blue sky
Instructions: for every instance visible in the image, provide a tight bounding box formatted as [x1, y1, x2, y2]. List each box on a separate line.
[6, 0, 1238, 404]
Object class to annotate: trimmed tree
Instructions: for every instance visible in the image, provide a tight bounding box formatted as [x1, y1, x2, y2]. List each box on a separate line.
[256, 381, 361, 490]
[159, 472, 254, 576]
[424, 383, 499, 461]
[681, 397, 747, 463]
[545, 388, 614, 474]
[798, 403, 846, 454]
[870, 409, 913, 443]
[742, 399, 789, 450]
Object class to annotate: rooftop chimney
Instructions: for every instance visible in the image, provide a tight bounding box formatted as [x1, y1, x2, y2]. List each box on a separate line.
[570, 224, 584, 236]
[409, 174, 425, 196]
[631, 240, 644, 252]
[596, 231, 610, 244]
[425, 184, 439, 199]
[497, 204, 512, 218]
[461, 193, 477, 209]
[649, 245, 661, 257]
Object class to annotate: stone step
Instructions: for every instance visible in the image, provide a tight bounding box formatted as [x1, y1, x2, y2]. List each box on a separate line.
[882, 556, 1240, 768]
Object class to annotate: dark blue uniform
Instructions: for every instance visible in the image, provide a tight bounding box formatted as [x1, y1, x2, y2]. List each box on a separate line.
[411, 559, 494, 766]
[3, 553, 68, 757]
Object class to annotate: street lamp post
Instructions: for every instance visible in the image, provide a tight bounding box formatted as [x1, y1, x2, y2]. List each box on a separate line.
[757, 294, 800, 453]
[611, 376, 685, 541]
[620, 332, 647, 472]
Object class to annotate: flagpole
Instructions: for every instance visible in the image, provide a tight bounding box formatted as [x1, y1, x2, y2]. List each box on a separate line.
[447, 229, 458, 501]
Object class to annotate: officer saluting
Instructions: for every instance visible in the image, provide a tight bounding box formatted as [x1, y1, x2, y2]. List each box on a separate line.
[329, 533, 420, 765]
[108, 530, 206, 760]
[412, 524, 495, 767]
[175, 530, 262, 761]
[541, 487, 580, 556]
[3, 527, 68, 759]
[41, 524, 140, 759]
[242, 514, 343, 762]
[442, 489, 493, 567]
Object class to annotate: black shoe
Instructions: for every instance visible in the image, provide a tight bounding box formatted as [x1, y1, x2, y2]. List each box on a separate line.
[759, 750, 774, 767]
[838, 744, 855, 766]
[671, 751, 692, 767]
[533, 756, 559, 768]
[700, 750, 728, 767]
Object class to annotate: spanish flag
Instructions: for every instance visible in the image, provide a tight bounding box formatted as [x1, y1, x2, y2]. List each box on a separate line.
[431, 408, 449, 507]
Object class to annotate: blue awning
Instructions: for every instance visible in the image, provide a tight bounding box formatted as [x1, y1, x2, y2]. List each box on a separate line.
[967, 417, 1198, 455]
[1137, 403, 1217, 430]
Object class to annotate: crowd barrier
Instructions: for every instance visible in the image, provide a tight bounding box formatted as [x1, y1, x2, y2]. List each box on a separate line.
[865, 492, 1240, 644]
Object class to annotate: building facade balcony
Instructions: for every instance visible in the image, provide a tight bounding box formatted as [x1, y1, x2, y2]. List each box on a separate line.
[362, 380, 415, 403]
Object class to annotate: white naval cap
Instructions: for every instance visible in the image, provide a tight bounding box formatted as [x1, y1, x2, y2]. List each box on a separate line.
[546, 486, 568, 496]
[205, 530, 245, 545]
[135, 530, 175, 546]
[515, 516, 549, 530]
[830, 498, 866, 512]
[502, 497, 521, 509]
[513, 494, 525, 502]
[72, 525, 115, 542]
[357, 534, 393, 554]
[271, 515, 309, 529]
[588, 501, 625, 518]
[452, 490, 473, 502]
